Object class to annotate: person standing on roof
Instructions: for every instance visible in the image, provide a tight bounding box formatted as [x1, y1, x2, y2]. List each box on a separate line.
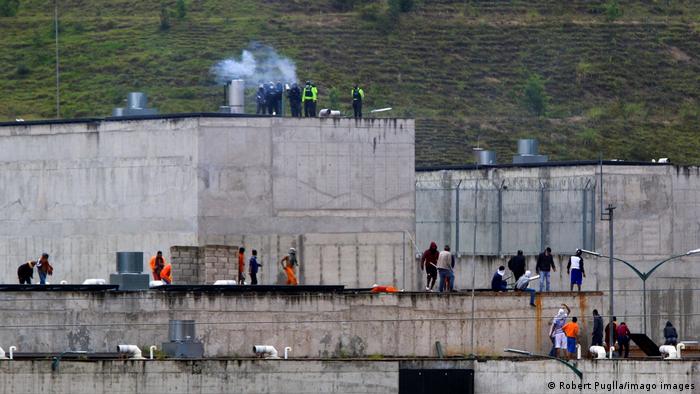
[420, 241, 439, 292]
[256, 85, 266, 115]
[567, 249, 585, 291]
[265, 82, 277, 115]
[507, 250, 526, 282]
[36, 253, 53, 285]
[562, 316, 580, 359]
[592, 309, 604, 347]
[548, 304, 570, 358]
[288, 83, 302, 117]
[280, 248, 299, 285]
[351, 84, 364, 119]
[616, 321, 631, 358]
[249, 250, 262, 285]
[237, 247, 246, 285]
[536, 246, 556, 292]
[436, 245, 455, 292]
[302, 81, 317, 117]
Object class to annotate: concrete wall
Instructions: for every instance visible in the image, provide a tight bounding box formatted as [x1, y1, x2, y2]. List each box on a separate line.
[416, 164, 700, 343]
[0, 291, 600, 358]
[0, 359, 695, 394]
[0, 116, 415, 286]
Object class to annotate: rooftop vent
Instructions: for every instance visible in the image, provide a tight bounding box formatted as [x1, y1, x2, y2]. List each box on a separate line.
[109, 252, 150, 291]
[219, 79, 245, 114]
[512, 139, 548, 164]
[112, 92, 158, 117]
[474, 149, 496, 165]
[162, 320, 204, 358]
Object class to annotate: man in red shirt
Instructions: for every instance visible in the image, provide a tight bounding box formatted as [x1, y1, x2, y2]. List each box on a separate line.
[237, 247, 246, 284]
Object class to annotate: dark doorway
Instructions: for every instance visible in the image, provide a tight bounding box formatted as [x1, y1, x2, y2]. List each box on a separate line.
[399, 369, 474, 394]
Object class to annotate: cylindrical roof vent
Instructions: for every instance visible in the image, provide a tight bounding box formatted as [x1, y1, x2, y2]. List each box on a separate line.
[169, 320, 196, 342]
[127, 92, 148, 109]
[116, 252, 144, 273]
[227, 79, 245, 114]
[517, 139, 539, 155]
[475, 150, 497, 165]
[112, 108, 125, 116]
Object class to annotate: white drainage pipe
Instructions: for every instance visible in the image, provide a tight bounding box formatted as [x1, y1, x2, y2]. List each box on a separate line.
[576, 344, 581, 360]
[590, 346, 606, 359]
[83, 279, 106, 285]
[677, 343, 686, 359]
[253, 345, 279, 359]
[9, 346, 16, 360]
[609, 346, 615, 359]
[117, 345, 145, 360]
[60, 280, 68, 285]
[284, 347, 292, 360]
[149, 345, 157, 360]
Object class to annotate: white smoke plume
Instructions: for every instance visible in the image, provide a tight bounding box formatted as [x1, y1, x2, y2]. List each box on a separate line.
[211, 42, 298, 86]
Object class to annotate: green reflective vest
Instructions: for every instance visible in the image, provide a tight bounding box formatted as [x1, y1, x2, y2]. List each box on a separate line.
[352, 88, 364, 100]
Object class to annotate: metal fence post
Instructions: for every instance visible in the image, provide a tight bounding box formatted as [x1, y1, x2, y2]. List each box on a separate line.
[539, 183, 546, 252]
[497, 181, 504, 256]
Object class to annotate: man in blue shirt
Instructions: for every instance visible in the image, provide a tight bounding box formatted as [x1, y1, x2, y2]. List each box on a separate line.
[249, 250, 262, 285]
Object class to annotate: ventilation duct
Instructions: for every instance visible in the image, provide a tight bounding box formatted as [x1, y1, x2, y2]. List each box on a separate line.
[219, 79, 245, 114]
[162, 320, 204, 358]
[112, 92, 158, 117]
[474, 150, 496, 165]
[512, 139, 548, 164]
[109, 252, 150, 291]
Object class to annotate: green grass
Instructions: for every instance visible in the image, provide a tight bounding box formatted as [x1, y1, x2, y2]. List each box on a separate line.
[1, 0, 700, 165]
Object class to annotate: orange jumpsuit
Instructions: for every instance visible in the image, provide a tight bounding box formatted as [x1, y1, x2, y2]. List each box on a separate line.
[160, 264, 172, 284]
[149, 256, 167, 280]
[282, 257, 298, 285]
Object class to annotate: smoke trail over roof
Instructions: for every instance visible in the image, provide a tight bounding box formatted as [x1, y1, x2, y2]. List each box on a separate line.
[211, 42, 298, 86]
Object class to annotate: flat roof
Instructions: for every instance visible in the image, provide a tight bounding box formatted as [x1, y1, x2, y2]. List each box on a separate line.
[417, 160, 673, 172]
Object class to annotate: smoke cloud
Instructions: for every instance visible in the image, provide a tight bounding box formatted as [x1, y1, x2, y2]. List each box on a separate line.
[211, 42, 298, 86]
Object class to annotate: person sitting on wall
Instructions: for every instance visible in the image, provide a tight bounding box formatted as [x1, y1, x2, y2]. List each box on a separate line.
[18, 260, 36, 284]
[491, 266, 508, 291]
[149, 251, 166, 281]
[515, 270, 537, 307]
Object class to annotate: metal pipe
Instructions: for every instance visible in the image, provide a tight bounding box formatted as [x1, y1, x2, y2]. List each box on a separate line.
[117, 345, 145, 360]
[253, 345, 279, 359]
[608, 205, 615, 356]
[284, 346, 292, 360]
[497, 180, 504, 256]
[469, 178, 478, 355]
[149, 345, 157, 360]
[455, 180, 462, 254]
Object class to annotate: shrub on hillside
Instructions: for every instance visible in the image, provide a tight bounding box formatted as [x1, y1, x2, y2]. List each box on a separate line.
[604, 0, 622, 21]
[523, 74, 548, 116]
[176, 0, 186, 20]
[0, 0, 19, 17]
[159, 3, 171, 31]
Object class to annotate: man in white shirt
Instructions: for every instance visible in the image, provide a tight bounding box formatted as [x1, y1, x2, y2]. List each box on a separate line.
[567, 249, 586, 292]
[436, 245, 455, 292]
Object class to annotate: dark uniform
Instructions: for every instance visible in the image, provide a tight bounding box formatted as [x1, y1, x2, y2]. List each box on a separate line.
[352, 85, 364, 119]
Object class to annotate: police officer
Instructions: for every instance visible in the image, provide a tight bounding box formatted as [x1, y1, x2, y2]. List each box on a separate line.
[255, 85, 266, 115]
[275, 81, 284, 116]
[288, 82, 302, 117]
[302, 81, 317, 117]
[351, 84, 364, 119]
[265, 82, 276, 115]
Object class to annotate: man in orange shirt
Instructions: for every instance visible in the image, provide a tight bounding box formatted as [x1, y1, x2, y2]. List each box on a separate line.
[149, 251, 166, 280]
[237, 247, 246, 284]
[562, 316, 580, 359]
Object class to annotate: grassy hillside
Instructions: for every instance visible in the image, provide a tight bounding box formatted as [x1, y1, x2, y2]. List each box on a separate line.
[1, 0, 700, 166]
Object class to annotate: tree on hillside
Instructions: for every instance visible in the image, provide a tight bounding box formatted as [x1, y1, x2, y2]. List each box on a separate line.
[0, 0, 20, 17]
[523, 74, 548, 116]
